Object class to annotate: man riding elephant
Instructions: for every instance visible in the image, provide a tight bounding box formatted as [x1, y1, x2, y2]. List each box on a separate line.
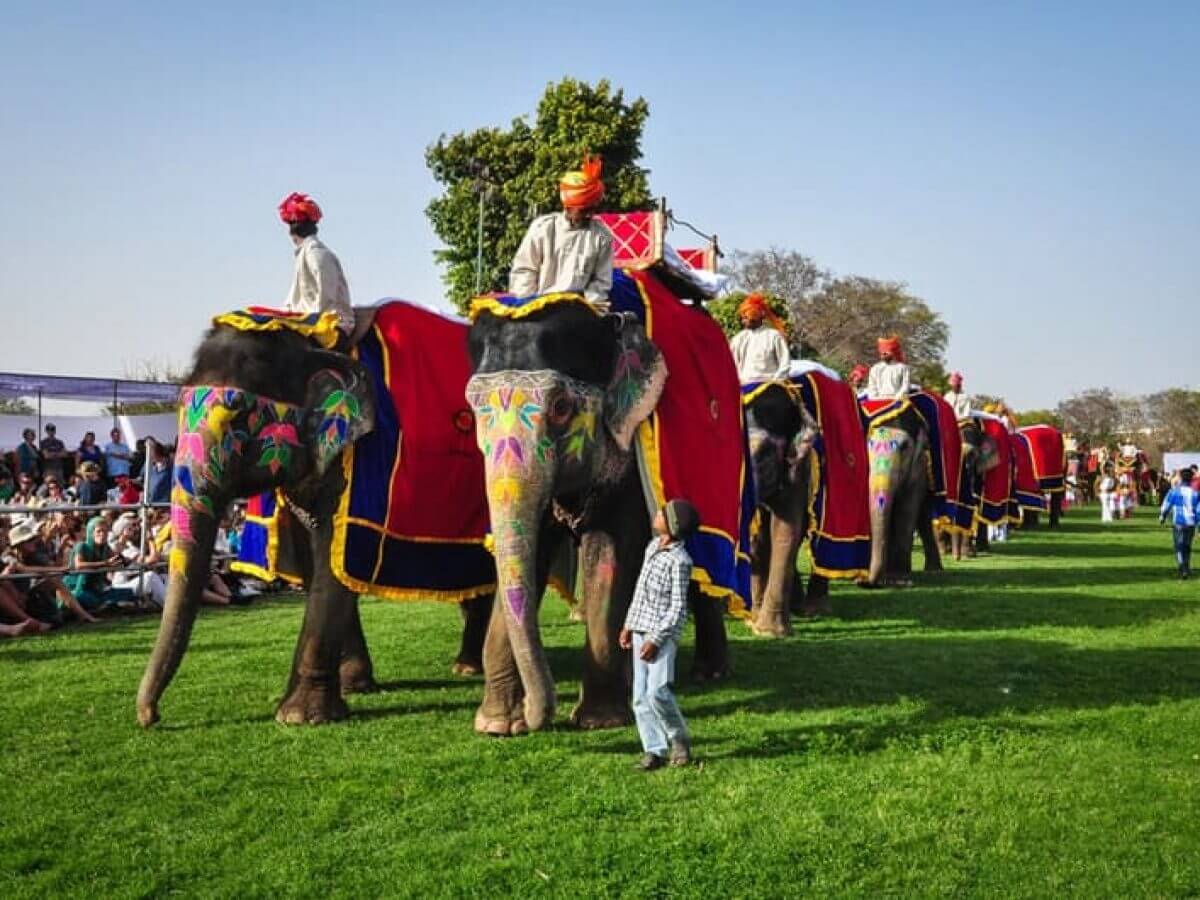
[279, 191, 355, 343]
[509, 153, 614, 312]
[866, 336, 911, 400]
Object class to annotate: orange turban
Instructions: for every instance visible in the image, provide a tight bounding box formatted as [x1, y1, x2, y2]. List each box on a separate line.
[278, 192, 322, 224]
[877, 336, 904, 362]
[738, 292, 786, 333]
[559, 153, 605, 210]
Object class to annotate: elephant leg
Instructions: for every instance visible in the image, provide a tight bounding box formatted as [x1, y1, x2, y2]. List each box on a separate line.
[277, 562, 354, 725]
[691, 588, 732, 680]
[452, 594, 493, 676]
[801, 573, 832, 618]
[1049, 494, 1063, 528]
[571, 530, 635, 730]
[474, 594, 526, 736]
[918, 514, 943, 573]
[338, 598, 379, 695]
[975, 520, 990, 553]
[750, 510, 770, 615]
[752, 514, 800, 637]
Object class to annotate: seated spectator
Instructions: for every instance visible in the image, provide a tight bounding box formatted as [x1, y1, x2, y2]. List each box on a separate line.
[40, 424, 68, 483]
[0, 527, 54, 633]
[77, 431, 104, 474]
[8, 473, 38, 508]
[16, 429, 41, 479]
[106, 473, 141, 507]
[104, 428, 133, 485]
[77, 461, 108, 507]
[5, 519, 98, 623]
[0, 466, 13, 503]
[109, 518, 168, 609]
[65, 517, 136, 611]
[37, 476, 69, 507]
[151, 520, 233, 606]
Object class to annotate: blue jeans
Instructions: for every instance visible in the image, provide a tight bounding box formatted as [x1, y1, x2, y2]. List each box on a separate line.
[631, 632, 689, 757]
[1174, 526, 1195, 574]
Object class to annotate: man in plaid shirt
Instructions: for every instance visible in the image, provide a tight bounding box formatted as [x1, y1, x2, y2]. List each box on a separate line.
[620, 499, 699, 770]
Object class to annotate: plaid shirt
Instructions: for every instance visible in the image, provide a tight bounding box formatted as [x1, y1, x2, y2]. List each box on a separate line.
[624, 537, 692, 646]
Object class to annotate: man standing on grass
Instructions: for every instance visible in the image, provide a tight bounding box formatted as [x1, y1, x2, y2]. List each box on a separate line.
[1159, 468, 1200, 579]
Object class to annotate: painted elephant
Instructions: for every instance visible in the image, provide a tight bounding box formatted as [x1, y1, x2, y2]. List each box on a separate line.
[136, 321, 494, 728]
[944, 419, 999, 561]
[743, 383, 825, 636]
[864, 408, 943, 586]
[465, 304, 730, 736]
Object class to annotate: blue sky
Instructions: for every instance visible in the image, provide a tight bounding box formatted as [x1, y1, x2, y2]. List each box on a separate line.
[2, 1, 1196, 409]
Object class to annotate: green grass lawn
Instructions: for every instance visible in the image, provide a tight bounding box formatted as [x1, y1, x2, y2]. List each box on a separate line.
[3, 507, 1199, 897]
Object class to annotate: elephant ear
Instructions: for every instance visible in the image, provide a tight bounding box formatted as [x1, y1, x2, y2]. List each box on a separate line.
[304, 357, 376, 477]
[603, 314, 668, 452]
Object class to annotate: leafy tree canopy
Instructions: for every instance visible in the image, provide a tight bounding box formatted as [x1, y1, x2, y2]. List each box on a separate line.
[426, 78, 653, 312]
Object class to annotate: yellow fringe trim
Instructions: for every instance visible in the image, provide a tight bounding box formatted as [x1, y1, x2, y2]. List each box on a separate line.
[468, 292, 599, 323]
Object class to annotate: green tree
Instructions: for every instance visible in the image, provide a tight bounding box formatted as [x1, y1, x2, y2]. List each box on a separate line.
[794, 275, 950, 382]
[1057, 388, 1121, 443]
[1014, 408, 1065, 429]
[708, 291, 793, 342]
[426, 78, 653, 312]
[103, 360, 184, 416]
[0, 398, 34, 415]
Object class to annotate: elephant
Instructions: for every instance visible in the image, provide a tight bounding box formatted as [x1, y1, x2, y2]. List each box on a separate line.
[743, 383, 827, 636]
[944, 419, 999, 561]
[136, 321, 495, 728]
[465, 303, 731, 736]
[863, 408, 943, 586]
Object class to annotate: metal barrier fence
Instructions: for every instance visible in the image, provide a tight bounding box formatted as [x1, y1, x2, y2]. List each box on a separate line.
[1, 497, 244, 596]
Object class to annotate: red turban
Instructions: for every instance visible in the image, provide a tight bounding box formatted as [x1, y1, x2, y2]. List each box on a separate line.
[849, 364, 869, 383]
[278, 192, 323, 225]
[738, 292, 787, 333]
[559, 153, 605, 210]
[949, 371, 963, 388]
[877, 336, 904, 362]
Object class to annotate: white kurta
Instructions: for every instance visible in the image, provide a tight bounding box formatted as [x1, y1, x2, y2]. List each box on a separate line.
[508, 212, 614, 309]
[285, 236, 355, 332]
[866, 361, 911, 400]
[730, 326, 791, 383]
[943, 390, 972, 419]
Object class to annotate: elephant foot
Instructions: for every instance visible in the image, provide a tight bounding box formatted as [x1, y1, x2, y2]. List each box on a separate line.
[749, 614, 791, 638]
[276, 683, 350, 726]
[692, 660, 732, 682]
[338, 658, 378, 695]
[473, 708, 527, 737]
[452, 660, 484, 677]
[137, 702, 160, 729]
[570, 691, 632, 730]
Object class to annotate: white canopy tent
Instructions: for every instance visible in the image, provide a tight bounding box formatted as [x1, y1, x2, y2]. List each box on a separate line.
[0, 372, 180, 450]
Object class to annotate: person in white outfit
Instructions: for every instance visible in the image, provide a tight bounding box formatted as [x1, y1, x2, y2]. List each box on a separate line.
[866, 336, 912, 400]
[730, 293, 791, 383]
[278, 191, 355, 340]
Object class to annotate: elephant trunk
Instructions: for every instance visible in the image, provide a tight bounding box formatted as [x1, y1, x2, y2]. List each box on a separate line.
[488, 484, 556, 731]
[136, 508, 219, 728]
[865, 426, 902, 586]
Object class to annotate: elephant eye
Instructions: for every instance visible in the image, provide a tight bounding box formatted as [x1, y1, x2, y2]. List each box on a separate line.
[548, 395, 575, 426]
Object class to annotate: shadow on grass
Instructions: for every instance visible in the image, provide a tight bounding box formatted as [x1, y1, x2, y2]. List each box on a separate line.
[678, 636, 1200, 724]
[829, 587, 1194, 632]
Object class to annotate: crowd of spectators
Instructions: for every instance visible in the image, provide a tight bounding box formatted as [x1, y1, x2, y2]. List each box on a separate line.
[0, 422, 264, 638]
